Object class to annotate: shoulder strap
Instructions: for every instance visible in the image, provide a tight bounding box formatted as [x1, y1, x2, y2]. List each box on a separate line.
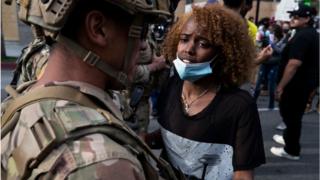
[5, 85, 19, 98]
[1, 85, 98, 137]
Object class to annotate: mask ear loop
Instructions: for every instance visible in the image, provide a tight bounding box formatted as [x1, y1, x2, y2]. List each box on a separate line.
[209, 54, 220, 69]
[210, 53, 225, 84]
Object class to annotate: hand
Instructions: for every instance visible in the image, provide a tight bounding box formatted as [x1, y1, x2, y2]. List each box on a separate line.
[256, 45, 273, 65]
[275, 86, 283, 101]
[262, 45, 273, 56]
[147, 55, 169, 72]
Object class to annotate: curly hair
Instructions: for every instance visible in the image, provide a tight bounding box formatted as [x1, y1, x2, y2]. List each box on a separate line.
[162, 4, 255, 87]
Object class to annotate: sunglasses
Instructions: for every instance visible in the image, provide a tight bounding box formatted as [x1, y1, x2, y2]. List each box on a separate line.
[290, 15, 300, 19]
[290, 15, 310, 20]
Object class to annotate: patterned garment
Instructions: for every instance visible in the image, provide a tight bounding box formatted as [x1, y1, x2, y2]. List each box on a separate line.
[12, 38, 50, 86]
[1, 81, 145, 180]
[117, 39, 157, 133]
[161, 128, 233, 180]
[13, 37, 153, 134]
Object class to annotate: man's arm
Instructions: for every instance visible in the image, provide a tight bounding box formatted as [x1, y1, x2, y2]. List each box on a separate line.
[36, 134, 146, 180]
[233, 170, 253, 180]
[275, 59, 302, 100]
[147, 55, 168, 72]
[133, 55, 168, 83]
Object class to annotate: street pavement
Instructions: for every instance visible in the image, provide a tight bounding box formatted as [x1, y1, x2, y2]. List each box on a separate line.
[1, 22, 319, 180]
[254, 102, 319, 180]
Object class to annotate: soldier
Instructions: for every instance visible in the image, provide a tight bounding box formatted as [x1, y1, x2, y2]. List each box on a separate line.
[1, 0, 178, 179]
[122, 35, 169, 133]
[118, 4, 179, 133]
[6, 0, 178, 135]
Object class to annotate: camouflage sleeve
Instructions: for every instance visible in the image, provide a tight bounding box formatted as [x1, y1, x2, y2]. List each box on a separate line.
[33, 134, 146, 180]
[66, 159, 145, 180]
[133, 65, 150, 83]
[17, 45, 49, 86]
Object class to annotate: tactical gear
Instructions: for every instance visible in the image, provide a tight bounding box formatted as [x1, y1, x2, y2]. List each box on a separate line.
[152, 0, 180, 16]
[130, 85, 145, 108]
[10, 27, 51, 87]
[16, 0, 170, 32]
[1, 84, 178, 180]
[124, 85, 145, 132]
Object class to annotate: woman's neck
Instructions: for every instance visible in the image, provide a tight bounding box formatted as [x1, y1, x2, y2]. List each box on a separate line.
[182, 78, 220, 98]
[181, 78, 221, 116]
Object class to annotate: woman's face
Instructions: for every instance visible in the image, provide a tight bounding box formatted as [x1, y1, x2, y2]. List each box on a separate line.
[177, 18, 216, 64]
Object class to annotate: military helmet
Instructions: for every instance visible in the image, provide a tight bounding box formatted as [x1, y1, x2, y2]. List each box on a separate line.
[17, 0, 171, 32]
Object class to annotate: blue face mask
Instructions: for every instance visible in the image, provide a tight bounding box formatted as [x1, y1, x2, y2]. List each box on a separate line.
[173, 55, 218, 82]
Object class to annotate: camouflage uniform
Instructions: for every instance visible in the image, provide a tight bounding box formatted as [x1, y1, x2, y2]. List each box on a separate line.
[118, 38, 159, 133]
[117, 33, 171, 133]
[132, 40, 154, 133]
[10, 36, 50, 87]
[1, 81, 146, 179]
[12, 36, 154, 134]
[10, 37, 157, 134]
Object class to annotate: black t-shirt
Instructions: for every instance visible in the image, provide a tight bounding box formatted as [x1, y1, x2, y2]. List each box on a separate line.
[158, 75, 265, 177]
[278, 27, 319, 88]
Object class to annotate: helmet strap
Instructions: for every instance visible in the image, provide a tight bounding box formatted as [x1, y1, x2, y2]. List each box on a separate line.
[56, 35, 129, 87]
[56, 15, 145, 88]
[122, 15, 144, 73]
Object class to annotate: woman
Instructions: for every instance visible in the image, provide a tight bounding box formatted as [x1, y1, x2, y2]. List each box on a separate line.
[144, 4, 265, 180]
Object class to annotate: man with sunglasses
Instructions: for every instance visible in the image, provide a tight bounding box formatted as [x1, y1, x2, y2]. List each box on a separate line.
[271, 3, 319, 160]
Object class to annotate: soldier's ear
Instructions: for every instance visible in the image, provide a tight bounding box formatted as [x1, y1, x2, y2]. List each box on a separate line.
[84, 11, 108, 47]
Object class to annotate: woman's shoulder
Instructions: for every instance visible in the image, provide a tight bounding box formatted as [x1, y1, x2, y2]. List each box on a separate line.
[219, 87, 255, 106]
[165, 71, 182, 87]
[158, 72, 181, 100]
